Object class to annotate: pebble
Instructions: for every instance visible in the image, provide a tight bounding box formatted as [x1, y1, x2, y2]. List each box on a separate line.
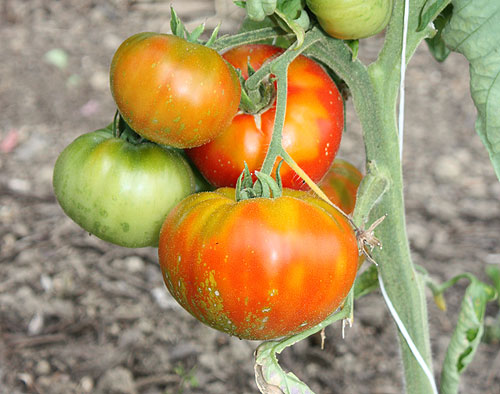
[96, 367, 137, 394]
[151, 287, 180, 310]
[124, 256, 145, 273]
[8, 178, 31, 193]
[90, 70, 109, 91]
[35, 360, 51, 376]
[80, 376, 94, 393]
[407, 222, 432, 250]
[434, 155, 462, 181]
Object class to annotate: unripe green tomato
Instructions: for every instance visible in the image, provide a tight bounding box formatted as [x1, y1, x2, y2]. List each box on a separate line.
[306, 0, 394, 40]
[53, 128, 196, 248]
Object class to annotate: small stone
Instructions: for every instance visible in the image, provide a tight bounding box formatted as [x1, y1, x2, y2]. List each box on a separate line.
[96, 367, 137, 394]
[124, 256, 145, 273]
[80, 376, 94, 393]
[35, 360, 51, 376]
[8, 178, 31, 193]
[434, 155, 462, 181]
[90, 70, 109, 91]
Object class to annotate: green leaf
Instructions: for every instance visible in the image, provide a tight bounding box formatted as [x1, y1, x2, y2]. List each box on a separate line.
[425, 4, 453, 62]
[485, 265, 500, 303]
[442, 0, 500, 181]
[354, 265, 379, 299]
[440, 277, 497, 394]
[418, 0, 452, 31]
[255, 342, 315, 394]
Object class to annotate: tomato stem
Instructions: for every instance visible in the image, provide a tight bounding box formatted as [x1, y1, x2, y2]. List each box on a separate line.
[257, 31, 321, 178]
[211, 28, 293, 52]
[280, 148, 357, 227]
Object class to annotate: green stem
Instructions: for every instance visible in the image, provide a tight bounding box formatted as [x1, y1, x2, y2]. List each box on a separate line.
[257, 31, 322, 176]
[211, 27, 292, 52]
[303, 2, 434, 391]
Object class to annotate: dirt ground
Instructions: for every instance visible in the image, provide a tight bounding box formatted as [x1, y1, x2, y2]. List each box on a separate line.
[1, 1, 499, 393]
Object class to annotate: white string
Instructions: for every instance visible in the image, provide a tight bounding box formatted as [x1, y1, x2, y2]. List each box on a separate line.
[382, 2, 439, 392]
[378, 271, 439, 393]
[398, 0, 410, 160]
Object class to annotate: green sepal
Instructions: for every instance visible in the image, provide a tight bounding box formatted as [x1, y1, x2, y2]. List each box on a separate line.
[239, 59, 277, 115]
[235, 163, 283, 201]
[346, 40, 359, 61]
[170, 7, 187, 40]
[169, 6, 220, 46]
[255, 171, 282, 198]
[235, 163, 255, 201]
[275, 160, 284, 191]
[111, 112, 143, 144]
[205, 24, 221, 47]
[188, 23, 206, 42]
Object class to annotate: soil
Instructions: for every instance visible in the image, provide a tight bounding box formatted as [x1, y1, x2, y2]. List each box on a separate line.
[1, 1, 499, 393]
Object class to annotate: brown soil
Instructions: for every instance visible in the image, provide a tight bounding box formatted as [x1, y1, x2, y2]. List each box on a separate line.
[1, 1, 499, 393]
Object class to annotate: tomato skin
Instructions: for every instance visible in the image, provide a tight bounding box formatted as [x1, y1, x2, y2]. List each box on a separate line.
[110, 33, 241, 148]
[53, 128, 195, 248]
[186, 44, 344, 190]
[306, 0, 393, 40]
[319, 159, 363, 215]
[158, 188, 358, 340]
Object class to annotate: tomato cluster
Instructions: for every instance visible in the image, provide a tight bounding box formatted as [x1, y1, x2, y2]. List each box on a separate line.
[187, 44, 344, 190]
[53, 29, 364, 340]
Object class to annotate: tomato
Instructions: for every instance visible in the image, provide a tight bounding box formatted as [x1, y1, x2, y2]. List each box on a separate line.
[306, 0, 393, 40]
[186, 44, 344, 190]
[319, 159, 363, 215]
[110, 33, 241, 148]
[158, 188, 358, 340]
[53, 127, 195, 248]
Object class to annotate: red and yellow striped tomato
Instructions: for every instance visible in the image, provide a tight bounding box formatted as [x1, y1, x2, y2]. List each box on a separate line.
[158, 188, 358, 340]
[110, 33, 241, 148]
[319, 159, 363, 215]
[186, 44, 344, 190]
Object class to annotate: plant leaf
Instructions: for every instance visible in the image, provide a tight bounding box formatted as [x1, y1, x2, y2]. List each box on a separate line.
[425, 4, 453, 62]
[418, 0, 452, 31]
[442, 0, 500, 180]
[255, 342, 315, 394]
[485, 264, 500, 302]
[439, 277, 497, 394]
[353, 265, 379, 299]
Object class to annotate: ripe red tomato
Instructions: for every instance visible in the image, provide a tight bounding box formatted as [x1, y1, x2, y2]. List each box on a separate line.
[110, 33, 241, 148]
[186, 44, 344, 190]
[319, 159, 363, 215]
[158, 188, 358, 340]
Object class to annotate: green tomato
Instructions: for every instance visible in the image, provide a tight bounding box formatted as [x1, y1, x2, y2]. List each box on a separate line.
[53, 127, 195, 248]
[306, 0, 393, 40]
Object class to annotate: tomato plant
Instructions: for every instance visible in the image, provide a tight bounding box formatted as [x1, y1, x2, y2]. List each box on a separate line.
[306, 0, 394, 40]
[319, 159, 363, 215]
[110, 32, 241, 148]
[53, 126, 195, 248]
[158, 187, 358, 340]
[186, 44, 344, 190]
[50, 2, 500, 393]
